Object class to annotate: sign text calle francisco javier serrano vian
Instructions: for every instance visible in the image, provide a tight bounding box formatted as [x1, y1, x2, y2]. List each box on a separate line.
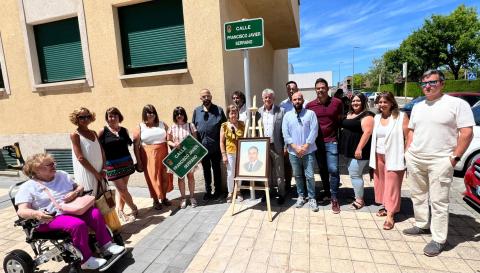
[163, 135, 208, 179]
[224, 18, 264, 51]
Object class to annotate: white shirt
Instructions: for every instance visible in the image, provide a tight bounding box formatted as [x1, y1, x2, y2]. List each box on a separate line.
[140, 122, 167, 145]
[15, 171, 75, 215]
[239, 104, 248, 122]
[408, 94, 474, 158]
[262, 107, 275, 142]
[375, 121, 393, 155]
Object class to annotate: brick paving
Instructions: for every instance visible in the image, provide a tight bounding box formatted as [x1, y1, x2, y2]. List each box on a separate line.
[0, 173, 479, 273]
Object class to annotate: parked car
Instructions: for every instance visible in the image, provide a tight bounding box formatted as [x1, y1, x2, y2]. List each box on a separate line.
[368, 92, 380, 103]
[455, 104, 480, 173]
[401, 92, 480, 117]
[463, 158, 480, 213]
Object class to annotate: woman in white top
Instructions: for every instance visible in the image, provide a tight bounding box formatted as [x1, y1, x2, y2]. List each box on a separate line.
[369, 92, 409, 230]
[133, 104, 173, 210]
[167, 106, 198, 209]
[70, 107, 105, 197]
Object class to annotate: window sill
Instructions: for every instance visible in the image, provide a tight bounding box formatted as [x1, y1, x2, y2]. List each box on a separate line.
[119, 68, 188, 80]
[0, 88, 5, 92]
[34, 79, 87, 91]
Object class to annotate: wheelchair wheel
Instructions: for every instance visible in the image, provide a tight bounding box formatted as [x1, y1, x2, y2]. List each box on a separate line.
[3, 249, 34, 273]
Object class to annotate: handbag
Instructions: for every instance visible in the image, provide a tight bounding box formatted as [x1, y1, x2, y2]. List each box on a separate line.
[95, 179, 116, 215]
[39, 183, 95, 216]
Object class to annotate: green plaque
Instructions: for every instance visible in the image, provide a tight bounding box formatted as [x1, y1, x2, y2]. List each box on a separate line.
[224, 18, 264, 51]
[163, 135, 208, 178]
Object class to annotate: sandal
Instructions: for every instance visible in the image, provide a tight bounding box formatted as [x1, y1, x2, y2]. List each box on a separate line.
[383, 220, 395, 230]
[376, 208, 387, 217]
[162, 199, 172, 206]
[131, 205, 139, 218]
[349, 200, 364, 210]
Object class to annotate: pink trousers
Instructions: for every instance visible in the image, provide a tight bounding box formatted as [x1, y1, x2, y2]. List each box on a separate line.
[37, 207, 111, 262]
[373, 153, 405, 213]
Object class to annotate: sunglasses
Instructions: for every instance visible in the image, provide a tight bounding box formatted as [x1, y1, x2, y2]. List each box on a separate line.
[419, 80, 440, 88]
[203, 112, 209, 121]
[42, 162, 56, 168]
[146, 111, 156, 115]
[78, 115, 91, 120]
[297, 114, 302, 125]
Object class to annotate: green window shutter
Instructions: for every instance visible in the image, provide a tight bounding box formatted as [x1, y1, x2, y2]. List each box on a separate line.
[46, 149, 74, 175]
[34, 17, 85, 83]
[119, 0, 187, 74]
[0, 65, 4, 88]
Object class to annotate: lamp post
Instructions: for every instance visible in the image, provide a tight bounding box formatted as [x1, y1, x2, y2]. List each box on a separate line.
[352, 46, 359, 93]
[338, 61, 343, 88]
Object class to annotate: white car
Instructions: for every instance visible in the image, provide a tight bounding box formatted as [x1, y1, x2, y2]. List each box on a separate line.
[455, 105, 480, 173]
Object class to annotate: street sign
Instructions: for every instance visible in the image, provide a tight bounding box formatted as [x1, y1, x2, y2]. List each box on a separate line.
[224, 18, 264, 51]
[163, 135, 208, 179]
[468, 72, 477, 80]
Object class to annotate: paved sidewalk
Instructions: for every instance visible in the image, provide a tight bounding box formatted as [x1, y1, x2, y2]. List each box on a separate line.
[0, 174, 479, 273]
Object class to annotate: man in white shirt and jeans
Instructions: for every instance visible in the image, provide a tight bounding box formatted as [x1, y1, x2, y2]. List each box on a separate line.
[404, 69, 474, 256]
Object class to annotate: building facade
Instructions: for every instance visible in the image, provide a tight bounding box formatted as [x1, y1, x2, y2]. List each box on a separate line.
[0, 0, 300, 161]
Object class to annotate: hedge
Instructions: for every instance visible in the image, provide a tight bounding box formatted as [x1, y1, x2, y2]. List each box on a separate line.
[379, 79, 480, 97]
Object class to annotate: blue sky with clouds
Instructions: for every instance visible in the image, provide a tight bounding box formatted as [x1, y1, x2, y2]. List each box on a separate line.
[288, 0, 478, 84]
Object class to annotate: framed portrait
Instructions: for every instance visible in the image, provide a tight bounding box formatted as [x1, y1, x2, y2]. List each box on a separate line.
[235, 137, 270, 179]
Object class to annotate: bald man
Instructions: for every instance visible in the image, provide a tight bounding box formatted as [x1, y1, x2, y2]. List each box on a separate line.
[192, 89, 227, 200]
[282, 92, 319, 212]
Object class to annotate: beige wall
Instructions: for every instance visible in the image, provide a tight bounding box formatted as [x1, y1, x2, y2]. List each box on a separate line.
[0, 0, 294, 167]
[220, 0, 289, 107]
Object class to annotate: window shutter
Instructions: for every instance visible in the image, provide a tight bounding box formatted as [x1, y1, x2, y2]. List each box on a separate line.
[34, 17, 85, 83]
[119, 0, 187, 74]
[46, 149, 74, 175]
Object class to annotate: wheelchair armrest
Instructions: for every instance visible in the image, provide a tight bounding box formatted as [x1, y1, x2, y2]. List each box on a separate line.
[15, 218, 40, 229]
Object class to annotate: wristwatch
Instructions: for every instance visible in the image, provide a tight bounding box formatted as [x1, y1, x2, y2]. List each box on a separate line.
[451, 155, 461, 162]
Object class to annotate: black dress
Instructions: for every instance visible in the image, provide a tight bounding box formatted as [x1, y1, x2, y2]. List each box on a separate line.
[340, 111, 374, 160]
[99, 126, 135, 180]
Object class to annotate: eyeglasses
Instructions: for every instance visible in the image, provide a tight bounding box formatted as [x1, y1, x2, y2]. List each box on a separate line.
[419, 80, 440, 88]
[203, 111, 209, 121]
[78, 115, 91, 120]
[146, 111, 155, 115]
[42, 162, 56, 168]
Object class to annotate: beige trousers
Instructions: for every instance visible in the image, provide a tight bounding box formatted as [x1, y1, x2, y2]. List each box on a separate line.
[405, 151, 453, 244]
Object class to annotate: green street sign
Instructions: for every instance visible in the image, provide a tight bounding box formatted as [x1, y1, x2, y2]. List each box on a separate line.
[224, 18, 264, 51]
[163, 135, 208, 179]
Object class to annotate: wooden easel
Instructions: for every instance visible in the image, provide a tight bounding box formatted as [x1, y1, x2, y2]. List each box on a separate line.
[231, 96, 272, 222]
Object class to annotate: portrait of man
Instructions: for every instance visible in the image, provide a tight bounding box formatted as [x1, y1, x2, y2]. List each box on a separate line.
[236, 139, 269, 178]
[243, 146, 263, 172]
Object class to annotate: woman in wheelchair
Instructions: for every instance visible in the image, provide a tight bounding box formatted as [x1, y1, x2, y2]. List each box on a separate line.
[15, 153, 125, 270]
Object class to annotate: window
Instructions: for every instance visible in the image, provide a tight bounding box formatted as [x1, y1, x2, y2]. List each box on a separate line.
[0, 66, 4, 89]
[34, 17, 85, 83]
[118, 0, 187, 74]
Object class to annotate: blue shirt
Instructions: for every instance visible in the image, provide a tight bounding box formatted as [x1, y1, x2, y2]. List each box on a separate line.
[192, 104, 227, 152]
[282, 108, 318, 156]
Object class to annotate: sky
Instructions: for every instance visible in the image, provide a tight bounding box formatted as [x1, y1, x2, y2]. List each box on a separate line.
[288, 0, 479, 84]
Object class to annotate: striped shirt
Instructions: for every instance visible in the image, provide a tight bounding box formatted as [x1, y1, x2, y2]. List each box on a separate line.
[168, 123, 196, 144]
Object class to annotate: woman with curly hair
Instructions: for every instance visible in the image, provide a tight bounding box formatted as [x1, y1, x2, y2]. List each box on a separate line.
[70, 107, 104, 196]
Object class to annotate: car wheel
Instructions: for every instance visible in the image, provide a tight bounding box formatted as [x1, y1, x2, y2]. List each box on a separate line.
[465, 152, 480, 173]
[3, 249, 34, 273]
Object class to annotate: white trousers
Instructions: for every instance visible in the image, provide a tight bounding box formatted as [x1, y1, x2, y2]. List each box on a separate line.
[226, 154, 236, 193]
[405, 151, 453, 244]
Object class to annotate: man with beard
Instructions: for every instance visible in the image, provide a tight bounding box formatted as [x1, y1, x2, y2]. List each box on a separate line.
[282, 92, 319, 212]
[306, 78, 343, 214]
[192, 89, 227, 200]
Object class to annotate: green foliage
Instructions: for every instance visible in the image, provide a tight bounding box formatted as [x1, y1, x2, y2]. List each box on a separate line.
[380, 79, 480, 97]
[370, 5, 480, 82]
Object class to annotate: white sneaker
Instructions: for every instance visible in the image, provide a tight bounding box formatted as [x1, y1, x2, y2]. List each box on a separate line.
[190, 198, 197, 208]
[102, 242, 125, 256]
[180, 199, 187, 209]
[81, 256, 107, 270]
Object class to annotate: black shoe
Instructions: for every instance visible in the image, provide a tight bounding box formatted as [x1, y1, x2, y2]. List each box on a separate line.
[403, 226, 431, 236]
[424, 240, 445, 257]
[212, 192, 222, 201]
[277, 196, 285, 205]
[203, 192, 213, 200]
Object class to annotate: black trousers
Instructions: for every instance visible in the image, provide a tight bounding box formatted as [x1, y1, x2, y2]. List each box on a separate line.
[201, 150, 222, 194]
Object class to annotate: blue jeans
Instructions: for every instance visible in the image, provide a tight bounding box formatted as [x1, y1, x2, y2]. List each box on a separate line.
[315, 141, 340, 199]
[289, 152, 316, 199]
[346, 158, 369, 199]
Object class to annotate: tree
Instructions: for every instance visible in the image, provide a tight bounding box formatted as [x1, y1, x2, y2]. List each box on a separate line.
[368, 5, 480, 81]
